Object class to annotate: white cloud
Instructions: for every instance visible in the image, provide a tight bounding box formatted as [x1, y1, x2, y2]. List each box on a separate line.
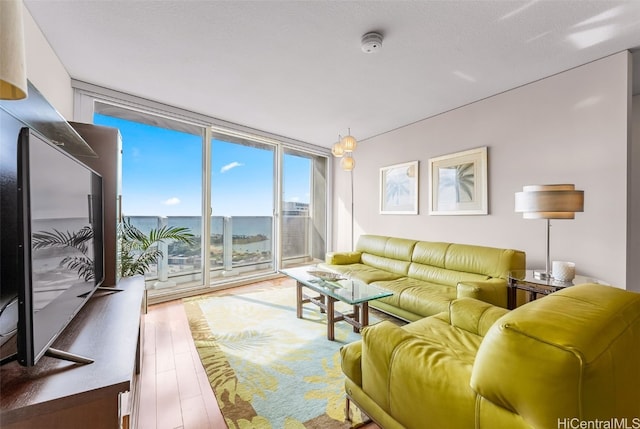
[221, 161, 243, 173]
[163, 197, 181, 205]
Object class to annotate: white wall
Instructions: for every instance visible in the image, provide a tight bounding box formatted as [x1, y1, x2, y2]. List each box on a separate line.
[22, 4, 73, 119]
[333, 51, 631, 288]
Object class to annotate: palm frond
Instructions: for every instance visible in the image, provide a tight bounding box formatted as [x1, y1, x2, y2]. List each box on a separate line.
[60, 256, 95, 281]
[32, 226, 95, 281]
[32, 226, 93, 255]
[118, 219, 194, 278]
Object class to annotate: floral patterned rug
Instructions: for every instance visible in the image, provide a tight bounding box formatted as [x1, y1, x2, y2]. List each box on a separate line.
[183, 286, 367, 429]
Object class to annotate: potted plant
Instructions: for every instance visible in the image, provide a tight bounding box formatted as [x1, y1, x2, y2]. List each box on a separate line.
[118, 218, 194, 278]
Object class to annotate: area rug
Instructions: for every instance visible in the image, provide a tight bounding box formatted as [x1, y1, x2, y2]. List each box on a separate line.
[183, 286, 369, 429]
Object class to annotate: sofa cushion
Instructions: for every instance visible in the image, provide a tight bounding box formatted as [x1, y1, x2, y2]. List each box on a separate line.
[445, 243, 525, 280]
[356, 235, 418, 261]
[361, 319, 483, 428]
[361, 253, 411, 277]
[371, 278, 455, 317]
[410, 241, 450, 266]
[321, 263, 404, 283]
[408, 262, 490, 286]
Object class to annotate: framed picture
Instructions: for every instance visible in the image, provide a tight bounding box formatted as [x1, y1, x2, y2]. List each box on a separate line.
[428, 147, 488, 215]
[380, 161, 419, 214]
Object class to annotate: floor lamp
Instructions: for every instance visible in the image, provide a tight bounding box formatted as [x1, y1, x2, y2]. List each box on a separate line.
[332, 130, 357, 251]
[0, 0, 28, 100]
[515, 184, 584, 280]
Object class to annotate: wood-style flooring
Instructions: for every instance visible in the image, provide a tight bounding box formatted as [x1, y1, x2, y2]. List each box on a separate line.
[136, 277, 381, 429]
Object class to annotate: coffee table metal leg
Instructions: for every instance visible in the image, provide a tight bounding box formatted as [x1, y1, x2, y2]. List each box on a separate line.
[327, 296, 335, 341]
[296, 282, 303, 318]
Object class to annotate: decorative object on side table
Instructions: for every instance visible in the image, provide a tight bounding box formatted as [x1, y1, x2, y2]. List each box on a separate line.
[507, 269, 606, 309]
[552, 260, 575, 282]
[515, 184, 584, 280]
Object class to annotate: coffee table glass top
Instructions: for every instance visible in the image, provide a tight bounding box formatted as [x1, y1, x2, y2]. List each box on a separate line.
[281, 266, 392, 305]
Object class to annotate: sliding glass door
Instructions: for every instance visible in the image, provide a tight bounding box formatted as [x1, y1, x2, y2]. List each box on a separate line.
[281, 149, 327, 268]
[94, 110, 204, 289]
[209, 134, 275, 281]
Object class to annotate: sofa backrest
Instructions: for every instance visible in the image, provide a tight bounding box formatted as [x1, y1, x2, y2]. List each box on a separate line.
[470, 284, 640, 428]
[409, 240, 525, 285]
[355, 235, 525, 283]
[356, 235, 418, 276]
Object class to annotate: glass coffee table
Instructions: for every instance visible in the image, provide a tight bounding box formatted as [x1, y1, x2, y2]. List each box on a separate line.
[280, 266, 392, 341]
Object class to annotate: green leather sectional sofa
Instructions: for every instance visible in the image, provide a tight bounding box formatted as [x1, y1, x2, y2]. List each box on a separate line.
[340, 283, 640, 428]
[319, 234, 526, 321]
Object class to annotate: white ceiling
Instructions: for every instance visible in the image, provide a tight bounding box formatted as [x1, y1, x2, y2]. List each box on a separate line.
[24, 0, 640, 148]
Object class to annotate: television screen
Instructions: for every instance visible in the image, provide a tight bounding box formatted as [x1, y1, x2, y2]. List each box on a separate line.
[17, 128, 104, 366]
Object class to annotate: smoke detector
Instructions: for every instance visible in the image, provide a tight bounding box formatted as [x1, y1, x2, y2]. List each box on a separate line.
[361, 32, 383, 53]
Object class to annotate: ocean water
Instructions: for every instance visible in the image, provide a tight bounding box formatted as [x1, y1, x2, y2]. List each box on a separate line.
[125, 215, 273, 239]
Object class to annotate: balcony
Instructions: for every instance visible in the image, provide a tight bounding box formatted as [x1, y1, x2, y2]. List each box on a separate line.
[125, 214, 315, 290]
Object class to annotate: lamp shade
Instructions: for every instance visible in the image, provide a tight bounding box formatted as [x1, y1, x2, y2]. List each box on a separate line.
[0, 0, 28, 100]
[331, 142, 344, 157]
[341, 156, 355, 171]
[340, 134, 357, 152]
[515, 184, 584, 219]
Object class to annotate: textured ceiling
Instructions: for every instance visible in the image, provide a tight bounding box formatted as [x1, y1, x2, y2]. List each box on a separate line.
[24, 0, 640, 148]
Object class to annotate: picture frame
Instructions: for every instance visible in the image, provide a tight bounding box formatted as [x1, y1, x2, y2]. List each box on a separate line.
[380, 160, 419, 214]
[428, 146, 488, 215]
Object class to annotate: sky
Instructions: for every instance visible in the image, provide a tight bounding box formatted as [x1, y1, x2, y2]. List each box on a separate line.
[94, 114, 311, 217]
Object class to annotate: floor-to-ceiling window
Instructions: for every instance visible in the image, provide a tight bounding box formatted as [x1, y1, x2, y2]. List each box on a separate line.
[94, 108, 205, 291]
[281, 149, 327, 268]
[209, 133, 275, 281]
[77, 90, 329, 301]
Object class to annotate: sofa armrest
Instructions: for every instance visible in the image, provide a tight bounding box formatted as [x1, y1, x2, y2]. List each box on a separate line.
[457, 278, 508, 308]
[448, 298, 509, 337]
[360, 321, 414, 412]
[325, 251, 362, 265]
[340, 341, 363, 387]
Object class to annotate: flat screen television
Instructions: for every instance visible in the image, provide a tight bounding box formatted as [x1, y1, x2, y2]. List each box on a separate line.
[8, 127, 104, 366]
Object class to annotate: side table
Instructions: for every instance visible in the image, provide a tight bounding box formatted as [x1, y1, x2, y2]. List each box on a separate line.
[508, 270, 607, 309]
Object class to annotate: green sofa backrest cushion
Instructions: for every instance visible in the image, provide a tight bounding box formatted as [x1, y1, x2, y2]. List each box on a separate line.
[356, 235, 417, 276]
[444, 243, 524, 280]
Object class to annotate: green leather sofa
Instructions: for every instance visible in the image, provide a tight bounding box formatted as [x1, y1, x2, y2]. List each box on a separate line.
[341, 283, 640, 429]
[320, 234, 525, 321]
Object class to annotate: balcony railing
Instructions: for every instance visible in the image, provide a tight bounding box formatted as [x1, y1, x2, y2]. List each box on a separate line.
[125, 215, 312, 284]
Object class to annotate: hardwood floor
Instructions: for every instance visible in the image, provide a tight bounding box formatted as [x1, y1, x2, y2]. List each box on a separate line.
[136, 278, 380, 429]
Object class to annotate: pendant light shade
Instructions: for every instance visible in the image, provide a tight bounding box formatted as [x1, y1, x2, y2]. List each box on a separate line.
[0, 0, 28, 100]
[341, 134, 357, 153]
[341, 156, 355, 171]
[331, 142, 345, 157]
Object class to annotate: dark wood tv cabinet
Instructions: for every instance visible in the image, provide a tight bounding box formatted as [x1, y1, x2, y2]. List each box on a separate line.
[0, 276, 145, 429]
